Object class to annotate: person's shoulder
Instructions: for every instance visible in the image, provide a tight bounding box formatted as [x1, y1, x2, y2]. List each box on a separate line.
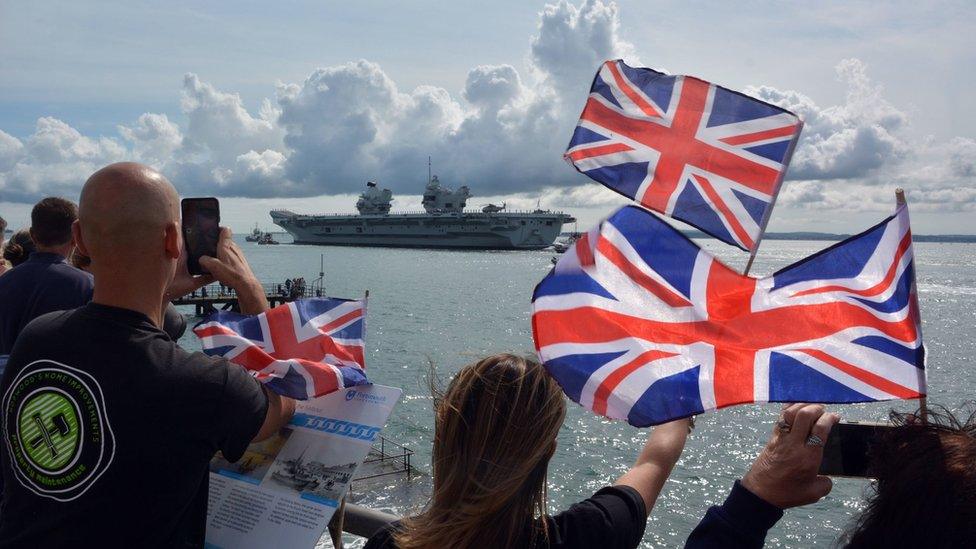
[0, 262, 29, 288]
[364, 520, 403, 549]
[19, 308, 76, 337]
[558, 485, 646, 517]
[160, 347, 260, 398]
[7, 309, 79, 363]
[546, 485, 647, 549]
[51, 262, 93, 284]
[158, 345, 226, 377]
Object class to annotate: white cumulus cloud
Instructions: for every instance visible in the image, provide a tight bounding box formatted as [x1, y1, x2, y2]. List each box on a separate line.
[0, 0, 972, 220]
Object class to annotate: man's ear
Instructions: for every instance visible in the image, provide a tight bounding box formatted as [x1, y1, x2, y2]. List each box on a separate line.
[72, 221, 90, 257]
[164, 221, 181, 259]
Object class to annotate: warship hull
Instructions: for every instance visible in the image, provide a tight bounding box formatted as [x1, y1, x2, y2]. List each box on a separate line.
[271, 211, 572, 250]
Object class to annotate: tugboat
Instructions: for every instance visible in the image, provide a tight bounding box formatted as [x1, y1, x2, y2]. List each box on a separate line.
[257, 233, 279, 245]
[270, 161, 575, 250]
[245, 223, 263, 242]
[552, 233, 580, 253]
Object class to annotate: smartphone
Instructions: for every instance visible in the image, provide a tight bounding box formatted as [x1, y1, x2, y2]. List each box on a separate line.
[181, 197, 220, 275]
[818, 421, 893, 478]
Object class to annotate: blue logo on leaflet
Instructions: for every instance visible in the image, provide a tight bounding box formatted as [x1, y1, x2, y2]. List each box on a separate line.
[291, 413, 381, 441]
[343, 389, 388, 406]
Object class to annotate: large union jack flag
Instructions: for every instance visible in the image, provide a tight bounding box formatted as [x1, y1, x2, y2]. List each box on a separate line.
[532, 206, 925, 427]
[565, 60, 803, 251]
[194, 297, 369, 400]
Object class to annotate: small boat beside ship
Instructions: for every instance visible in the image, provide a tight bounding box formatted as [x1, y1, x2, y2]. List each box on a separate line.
[245, 223, 263, 242]
[552, 233, 581, 253]
[257, 233, 279, 245]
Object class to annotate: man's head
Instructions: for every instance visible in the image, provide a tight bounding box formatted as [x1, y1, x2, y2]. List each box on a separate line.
[74, 162, 182, 295]
[30, 198, 77, 256]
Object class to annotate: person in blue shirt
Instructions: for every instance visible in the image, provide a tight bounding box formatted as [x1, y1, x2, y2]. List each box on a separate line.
[0, 197, 94, 354]
[0, 215, 7, 275]
[686, 403, 975, 548]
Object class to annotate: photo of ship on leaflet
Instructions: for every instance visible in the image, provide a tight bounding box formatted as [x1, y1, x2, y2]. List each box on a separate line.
[271, 175, 575, 250]
[267, 434, 362, 505]
[210, 428, 294, 485]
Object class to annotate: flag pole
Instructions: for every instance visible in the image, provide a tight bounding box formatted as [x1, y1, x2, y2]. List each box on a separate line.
[743, 120, 805, 277]
[895, 188, 928, 424]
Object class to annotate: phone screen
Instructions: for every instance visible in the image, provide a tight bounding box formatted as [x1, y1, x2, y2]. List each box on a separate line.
[181, 197, 220, 275]
[818, 421, 892, 478]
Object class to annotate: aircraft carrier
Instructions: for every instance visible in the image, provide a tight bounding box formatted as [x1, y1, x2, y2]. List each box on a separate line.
[270, 176, 575, 250]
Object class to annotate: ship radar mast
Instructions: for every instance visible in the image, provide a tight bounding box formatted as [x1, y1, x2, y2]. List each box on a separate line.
[422, 157, 470, 214]
[356, 181, 393, 215]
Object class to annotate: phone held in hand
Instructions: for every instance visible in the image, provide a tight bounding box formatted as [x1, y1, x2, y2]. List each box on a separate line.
[181, 197, 220, 276]
[818, 421, 892, 478]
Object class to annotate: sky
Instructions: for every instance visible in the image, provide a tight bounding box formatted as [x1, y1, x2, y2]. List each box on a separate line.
[1, 0, 974, 234]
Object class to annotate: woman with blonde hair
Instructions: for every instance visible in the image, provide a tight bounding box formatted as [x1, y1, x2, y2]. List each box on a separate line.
[366, 353, 691, 549]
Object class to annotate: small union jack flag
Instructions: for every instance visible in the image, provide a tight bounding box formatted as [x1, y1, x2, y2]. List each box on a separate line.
[532, 205, 925, 427]
[194, 297, 369, 400]
[566, 60, 803, 251]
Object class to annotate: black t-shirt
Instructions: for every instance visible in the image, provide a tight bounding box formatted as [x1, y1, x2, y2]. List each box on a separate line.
[0, 303, 268, 548]
[364, 485, 647, 549]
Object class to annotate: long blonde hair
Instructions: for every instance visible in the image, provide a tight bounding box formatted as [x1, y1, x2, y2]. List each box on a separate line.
[396, 354, 567, 549]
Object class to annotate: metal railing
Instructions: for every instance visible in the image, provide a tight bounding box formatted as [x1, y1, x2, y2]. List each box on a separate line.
[173, 281, 323, 301]
[327, 436, 414, 546]
[353, 435, 414, 483]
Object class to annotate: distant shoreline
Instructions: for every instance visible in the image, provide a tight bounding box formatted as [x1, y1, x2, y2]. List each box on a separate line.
[558, 229, 976, 243]
[689, 231, 976, 243]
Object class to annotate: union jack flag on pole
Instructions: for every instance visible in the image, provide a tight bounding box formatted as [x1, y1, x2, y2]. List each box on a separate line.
[532, 205, 925, 427]
[565, 60, 803, 251]
[194, 297, 369, 400]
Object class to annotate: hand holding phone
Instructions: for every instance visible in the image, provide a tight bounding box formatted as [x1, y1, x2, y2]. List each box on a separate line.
[741, 404, 838, 509]
[181, 197, 220, 275]
[818, 421, 892, 478]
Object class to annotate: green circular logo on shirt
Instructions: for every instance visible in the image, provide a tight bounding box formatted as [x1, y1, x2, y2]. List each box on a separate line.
[3, 360, 115, 502]
[17, 390, 82, 472]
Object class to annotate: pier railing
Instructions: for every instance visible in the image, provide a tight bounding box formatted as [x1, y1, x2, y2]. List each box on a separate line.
[353, 435, 414, 484]
[171, 281, 324, 314]
[327, 435, 414, 546]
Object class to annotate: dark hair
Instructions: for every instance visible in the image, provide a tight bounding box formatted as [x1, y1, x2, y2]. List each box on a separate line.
[3, 230, 36, 267]
[69, 250, 91, 271]
[31, 197, 77, 247]
[840, 405, 976, 548]
[396, 354, 567, 549]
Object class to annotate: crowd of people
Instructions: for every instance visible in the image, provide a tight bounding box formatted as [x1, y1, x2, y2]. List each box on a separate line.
[0, 162, 973, 548]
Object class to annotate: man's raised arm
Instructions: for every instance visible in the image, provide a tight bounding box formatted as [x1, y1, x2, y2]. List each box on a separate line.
[198, 227, 294, 440]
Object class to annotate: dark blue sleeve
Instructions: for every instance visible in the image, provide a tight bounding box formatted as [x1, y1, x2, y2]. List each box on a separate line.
[684, 481, 783, 549]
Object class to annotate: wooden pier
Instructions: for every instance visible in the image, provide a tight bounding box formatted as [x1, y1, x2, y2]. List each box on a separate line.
[172, 281, 322, 315]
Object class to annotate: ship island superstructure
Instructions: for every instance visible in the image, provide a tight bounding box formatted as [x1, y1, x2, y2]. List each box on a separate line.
[270, 176, 575, 250]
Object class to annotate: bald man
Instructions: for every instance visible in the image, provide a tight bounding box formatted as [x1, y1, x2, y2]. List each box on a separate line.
[0, 163, 295, 547]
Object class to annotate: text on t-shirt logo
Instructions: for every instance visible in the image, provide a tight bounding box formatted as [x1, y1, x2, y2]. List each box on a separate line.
[2, 360, 116, 502]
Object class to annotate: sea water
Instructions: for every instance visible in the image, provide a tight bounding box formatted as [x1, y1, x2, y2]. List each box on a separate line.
[178, 237, 976, 548]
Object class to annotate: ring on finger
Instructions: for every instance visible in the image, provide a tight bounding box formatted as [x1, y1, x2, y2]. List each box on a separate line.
[805, 434, 825, 447]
